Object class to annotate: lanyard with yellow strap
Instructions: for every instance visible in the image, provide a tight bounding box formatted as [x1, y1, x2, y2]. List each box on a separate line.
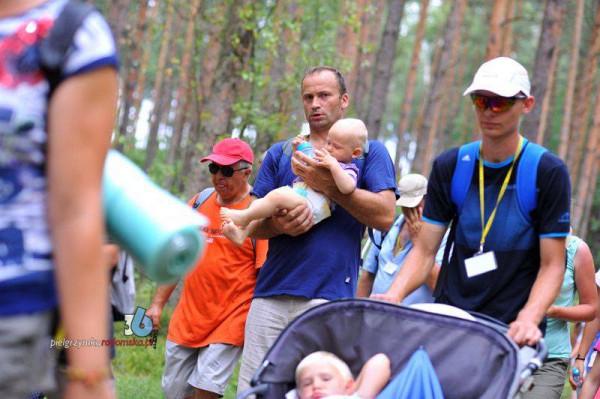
[477, 136, 524, 255]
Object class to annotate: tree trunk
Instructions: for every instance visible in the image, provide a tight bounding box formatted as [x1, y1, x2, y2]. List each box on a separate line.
[394, 0, 430, 175]
[167, 0, 201, 167]
[485, 0, 508, 60]
[520, 0, 566, 143]
[144, 0, 175, 171]
[567, 0, 600, 186]
[440, 44, 466, 150]
[117, 2, 149, 148]
[572, 90, 600, 232]
[411, 39, 441, 171]
[339, 0, 369, 102]
[257, 0, 303, 152]
[353, 4, 385, 118]
[557, 0, 585, 159]
[130, 1, 159, 137]
[501, 0, 515, 55]
[536, 43, 560, 145]
[184, 0, 256, 197]
[416, 0, 467, 175]
[579, 159, 599, 239]
[107, 0, 130, 45]
[276, 1, 304, 145]
[365, 0, 406, 139]
[177, 3, 228, 193]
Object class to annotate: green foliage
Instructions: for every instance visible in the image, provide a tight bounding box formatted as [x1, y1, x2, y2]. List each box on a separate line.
[111, 0, 600, 237]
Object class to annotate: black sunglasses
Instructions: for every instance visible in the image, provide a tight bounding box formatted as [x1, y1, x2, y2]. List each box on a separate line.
[208, 163, 249, 177]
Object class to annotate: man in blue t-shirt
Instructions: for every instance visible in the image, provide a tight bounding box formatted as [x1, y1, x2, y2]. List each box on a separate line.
[373, 57, 570, 347]
[236, 67, 397, 393]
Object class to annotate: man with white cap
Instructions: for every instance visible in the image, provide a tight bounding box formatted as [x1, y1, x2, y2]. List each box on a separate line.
[373, 57, 571, 347]
[357, 174, 445, 301]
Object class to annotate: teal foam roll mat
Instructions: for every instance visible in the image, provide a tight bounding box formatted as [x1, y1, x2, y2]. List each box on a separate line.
[103, 150, 207, 283]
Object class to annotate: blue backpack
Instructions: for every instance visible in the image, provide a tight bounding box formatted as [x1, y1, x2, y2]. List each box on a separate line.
[450, 138, 547, 218]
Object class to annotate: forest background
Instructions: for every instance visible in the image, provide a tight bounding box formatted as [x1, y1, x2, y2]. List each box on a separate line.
[91, 0, 599, 397]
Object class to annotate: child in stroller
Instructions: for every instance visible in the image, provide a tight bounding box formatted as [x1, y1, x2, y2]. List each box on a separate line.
[294, 351, 390, 399]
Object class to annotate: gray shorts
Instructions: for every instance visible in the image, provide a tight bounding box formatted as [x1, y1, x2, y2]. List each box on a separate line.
[0, 311, 56, 399]
[521, 358, 569, 399]
[162, 340, 241, 398]
[237, 296, 328, 395]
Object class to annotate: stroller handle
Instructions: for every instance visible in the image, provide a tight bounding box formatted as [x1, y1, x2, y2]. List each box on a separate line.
[518, 338, 548, 384]
[236, 383, 269, 399]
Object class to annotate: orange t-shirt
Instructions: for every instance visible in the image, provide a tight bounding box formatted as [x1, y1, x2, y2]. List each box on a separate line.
[167, 192, 267, 347]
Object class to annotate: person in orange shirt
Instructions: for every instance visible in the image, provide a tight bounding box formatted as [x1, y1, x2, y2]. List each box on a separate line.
[146, 138, 267, 399]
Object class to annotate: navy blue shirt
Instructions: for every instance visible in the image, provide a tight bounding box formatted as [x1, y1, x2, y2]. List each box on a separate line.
[252, 140, 397, 300]
[423, 143, 570, 323]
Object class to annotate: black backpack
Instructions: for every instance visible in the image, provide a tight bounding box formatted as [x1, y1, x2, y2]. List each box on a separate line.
[38, 0, 96, 96]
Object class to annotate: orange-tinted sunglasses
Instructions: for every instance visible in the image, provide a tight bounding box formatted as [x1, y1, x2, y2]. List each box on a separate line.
[470, 93, 527, 113]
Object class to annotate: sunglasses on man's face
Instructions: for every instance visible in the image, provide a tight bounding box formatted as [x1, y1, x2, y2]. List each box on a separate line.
[470, 94, 526, 113]
[208, 163, 249, 177]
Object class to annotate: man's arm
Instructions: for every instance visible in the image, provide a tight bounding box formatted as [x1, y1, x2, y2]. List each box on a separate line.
[372, 223, 446, 303]
[293, 151, 394, 230]
[146, 284, 177, 330]
[508, 237, 565, 346]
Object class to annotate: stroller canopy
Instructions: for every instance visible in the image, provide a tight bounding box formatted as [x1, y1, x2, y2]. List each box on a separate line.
[250, 299, 525, 399]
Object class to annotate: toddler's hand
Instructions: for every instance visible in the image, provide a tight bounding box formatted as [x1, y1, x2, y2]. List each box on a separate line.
[291, 136, 306, 152]
[314, 148, 336, 169]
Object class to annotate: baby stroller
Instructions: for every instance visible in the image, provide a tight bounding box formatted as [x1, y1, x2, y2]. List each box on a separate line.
[237, 299, 547, 399]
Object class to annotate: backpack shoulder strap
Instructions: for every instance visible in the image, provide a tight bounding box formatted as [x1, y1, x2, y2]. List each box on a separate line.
[282, 137, 295, 156]
[265, 137, 294, 181]
[516, 140, 547, 220]
[38, 0, 96, 96]
[192, 187, 216, 209]
[433, 219, 456, 298]
[192, 187, 257, 256]
[451, 141, 480, 212]
[367, 228, 385, 250]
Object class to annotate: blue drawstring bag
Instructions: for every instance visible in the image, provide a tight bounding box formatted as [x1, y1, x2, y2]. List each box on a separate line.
[377, 348, 444, 399]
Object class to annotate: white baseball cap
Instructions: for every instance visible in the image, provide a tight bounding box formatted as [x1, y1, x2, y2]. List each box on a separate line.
[463, 57, 531, 97]
[396, 174, 428, 208]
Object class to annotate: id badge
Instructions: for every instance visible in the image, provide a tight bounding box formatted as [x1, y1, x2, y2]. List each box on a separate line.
[382, 261, 397, 274]
[464, 251, 497, 278]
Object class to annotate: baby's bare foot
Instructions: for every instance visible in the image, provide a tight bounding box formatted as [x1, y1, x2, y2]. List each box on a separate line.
[220, 207, 249, 227]
[222, 220, 247, 246]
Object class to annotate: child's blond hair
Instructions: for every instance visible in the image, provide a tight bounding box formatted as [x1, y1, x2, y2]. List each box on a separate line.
[330, 118, 368, 153]
[295, 351, 353, 385]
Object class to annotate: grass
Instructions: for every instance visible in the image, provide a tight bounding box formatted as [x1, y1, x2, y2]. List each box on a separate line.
[111, 276, 240, 398]
[112, 275, 169, 398]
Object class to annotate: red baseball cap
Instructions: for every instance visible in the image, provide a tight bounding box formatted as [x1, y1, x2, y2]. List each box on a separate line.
[200, 138, 254, 165]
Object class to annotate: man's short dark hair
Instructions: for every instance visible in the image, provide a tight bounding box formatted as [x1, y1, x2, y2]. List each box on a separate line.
[301, 66, 347, 96]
